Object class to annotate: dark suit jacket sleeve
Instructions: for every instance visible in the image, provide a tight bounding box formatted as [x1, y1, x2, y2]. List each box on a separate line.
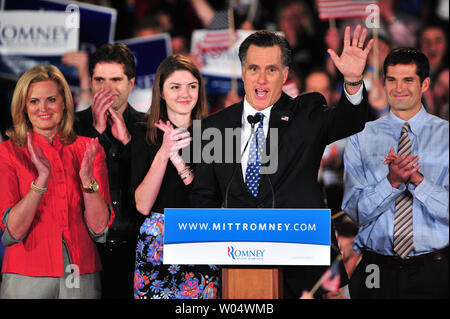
[189, 117, 223, 208]
[318, 85, 369, 146]
[74, 108, 113, 152]
[190, 87, 369, 209]
[129, 124, 152, 199]
[190, 161, 223, 208]
[74, 108, 99, 138]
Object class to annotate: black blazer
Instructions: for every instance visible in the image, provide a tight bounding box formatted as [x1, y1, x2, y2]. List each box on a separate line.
[190, 89, 370, 298]
[191, 90, 369, 209]
[74, 104, 146, 242]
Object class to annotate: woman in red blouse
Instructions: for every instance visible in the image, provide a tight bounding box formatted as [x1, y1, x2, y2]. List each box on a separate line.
[0, 65, 113, 298]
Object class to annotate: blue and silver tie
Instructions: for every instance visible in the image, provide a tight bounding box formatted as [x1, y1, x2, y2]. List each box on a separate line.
[245, 113, 265, 197]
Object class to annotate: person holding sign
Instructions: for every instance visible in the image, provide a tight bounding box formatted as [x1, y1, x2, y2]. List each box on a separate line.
[0, 65, 113, 298]
[131, 55, 219, 299]
[190, 26, 373, 298]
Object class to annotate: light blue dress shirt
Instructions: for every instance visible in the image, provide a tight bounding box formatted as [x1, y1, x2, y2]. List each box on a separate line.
[342, 106, 449, 256]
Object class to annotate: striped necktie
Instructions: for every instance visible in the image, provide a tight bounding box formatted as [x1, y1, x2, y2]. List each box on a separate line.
[245, 113, 264, 197]
[393, 122, 414, 259]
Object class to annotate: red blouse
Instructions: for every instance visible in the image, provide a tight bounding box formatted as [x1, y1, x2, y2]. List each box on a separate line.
[0, 132, 114, 276]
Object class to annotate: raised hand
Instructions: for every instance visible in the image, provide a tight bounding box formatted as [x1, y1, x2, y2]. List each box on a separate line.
[91, 89, 115, 134]
[61, 51, 89, 77]
[62, 51, 91, 102]
[79, 138, 99, 186]
[155, 120, 192, 163]
[108, 108, 131, 145]
[327, 25, 374, 82]
[27, 132, 51, 185]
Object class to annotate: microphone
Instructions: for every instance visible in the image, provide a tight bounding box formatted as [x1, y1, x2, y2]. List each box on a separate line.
[223, 113, 275, 208]
[223, 115, 258, 208]
[247, 113, 261, 127]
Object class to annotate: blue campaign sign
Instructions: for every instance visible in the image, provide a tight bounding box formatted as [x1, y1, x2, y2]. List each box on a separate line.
[203, 74, 245, 95]
[164, 208, 331, 266]
[0, 0, 116, 86]
[165, 208, 330, 245]
[122, 34, 171, 87]
[122, 34, 171, 112]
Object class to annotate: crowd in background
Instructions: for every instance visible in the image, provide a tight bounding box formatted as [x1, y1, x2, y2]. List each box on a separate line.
[78, 0, 449, 118]
[1, 0, 449, 137]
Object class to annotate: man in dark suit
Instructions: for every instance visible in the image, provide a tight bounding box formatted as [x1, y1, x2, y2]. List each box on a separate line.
[190, 26, 373, 298]
[74, 43, 145, 299]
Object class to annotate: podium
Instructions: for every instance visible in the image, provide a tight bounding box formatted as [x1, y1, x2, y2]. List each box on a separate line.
[222, 267, 283, 299]
[163, 208, 331, 299]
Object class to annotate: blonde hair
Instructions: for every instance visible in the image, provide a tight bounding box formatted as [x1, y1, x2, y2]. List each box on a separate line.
[7, 65, 76, 146]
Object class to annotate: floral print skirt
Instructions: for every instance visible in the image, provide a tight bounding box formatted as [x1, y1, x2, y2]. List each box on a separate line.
[134, 212, 220, 299]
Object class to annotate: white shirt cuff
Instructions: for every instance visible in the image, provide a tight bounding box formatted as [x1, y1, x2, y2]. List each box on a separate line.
[343, 84, 363, 105]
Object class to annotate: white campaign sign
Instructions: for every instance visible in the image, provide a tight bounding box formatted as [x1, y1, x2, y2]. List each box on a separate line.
[0, 10, 79, 56]
[190, 29, 253, 78]
[164, 241, 330, 266]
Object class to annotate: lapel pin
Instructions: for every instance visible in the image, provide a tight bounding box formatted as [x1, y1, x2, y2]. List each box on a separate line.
[281, 115, 289, 121]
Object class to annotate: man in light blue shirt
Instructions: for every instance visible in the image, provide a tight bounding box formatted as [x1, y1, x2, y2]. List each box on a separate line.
[343, 48, 448, 298]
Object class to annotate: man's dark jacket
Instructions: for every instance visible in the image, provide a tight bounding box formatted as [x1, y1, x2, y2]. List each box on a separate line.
[190, 89, 370, 298]
[74, 104, 146, 242]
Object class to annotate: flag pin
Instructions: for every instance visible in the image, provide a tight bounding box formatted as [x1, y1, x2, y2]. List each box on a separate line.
[281, 115, 289, 121]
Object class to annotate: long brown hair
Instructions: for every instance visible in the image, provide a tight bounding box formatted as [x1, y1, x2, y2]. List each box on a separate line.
[7, 65, 76, 146]
[146, 55, 208, 145]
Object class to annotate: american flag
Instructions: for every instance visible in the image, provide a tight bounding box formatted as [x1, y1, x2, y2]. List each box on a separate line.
[282, 80, 299, 98]
[319, 255, 342, 292]
[317, 0, 377, 20]
[194, 30, 239, 57]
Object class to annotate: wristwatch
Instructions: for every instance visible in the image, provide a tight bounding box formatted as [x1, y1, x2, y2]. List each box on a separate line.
[82, 178, 99, 193]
